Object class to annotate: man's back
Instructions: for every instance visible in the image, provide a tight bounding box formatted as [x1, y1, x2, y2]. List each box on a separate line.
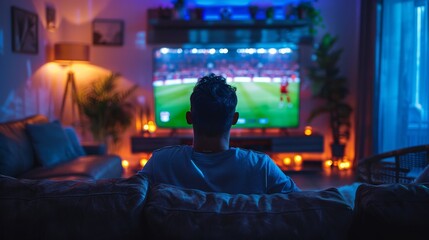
[139, 145, 300, 194]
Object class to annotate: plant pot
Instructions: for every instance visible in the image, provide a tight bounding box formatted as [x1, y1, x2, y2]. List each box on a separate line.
[330, 143, 345, 159]
[174, 7, 187, 20]
[190, 8, 204, 20]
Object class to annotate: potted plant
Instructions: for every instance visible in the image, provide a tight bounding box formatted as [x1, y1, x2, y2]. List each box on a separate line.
[296, 2, 324, 36]
[248, 5, 259, 20]
[306, 33, 353, 161]
[172, 0, 187, 19]
[77, 72, 138, 150]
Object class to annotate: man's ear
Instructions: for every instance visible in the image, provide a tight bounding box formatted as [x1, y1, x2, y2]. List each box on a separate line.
[186, 111, 192, 124]
[232, 112, 239, 125]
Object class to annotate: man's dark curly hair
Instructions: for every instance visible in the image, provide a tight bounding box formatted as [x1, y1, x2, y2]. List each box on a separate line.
[190, 73, 237, 136]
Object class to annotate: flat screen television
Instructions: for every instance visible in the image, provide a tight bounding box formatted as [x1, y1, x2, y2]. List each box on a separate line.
[152, 45, 300, 129]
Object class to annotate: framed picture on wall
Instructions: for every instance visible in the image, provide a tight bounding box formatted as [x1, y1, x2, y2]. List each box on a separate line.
[92, 19, 124, 46]
[11, 6, 38, 54]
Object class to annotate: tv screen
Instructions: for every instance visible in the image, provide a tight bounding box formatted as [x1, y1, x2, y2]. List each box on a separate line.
[153, 46, 300, 129]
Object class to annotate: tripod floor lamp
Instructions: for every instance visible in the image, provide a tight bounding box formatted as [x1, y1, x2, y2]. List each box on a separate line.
[54, 43, 89, 124]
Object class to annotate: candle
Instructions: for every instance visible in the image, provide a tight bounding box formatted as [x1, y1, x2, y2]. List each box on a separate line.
[121, 159, 130, 168]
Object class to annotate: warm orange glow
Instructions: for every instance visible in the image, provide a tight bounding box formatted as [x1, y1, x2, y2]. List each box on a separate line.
[324, 159, 333, 167]
[338, 160, 351, 170]
[294, 165, 303, 171]
[294, 155, 303, 165]
[283, 157, 292, 166]
[140, 158, 148, 167]
[304, 126, 312, 136]
[136, 118, 142, 132]
[121, 159, 130, 168]
[147, 121, 157, 133]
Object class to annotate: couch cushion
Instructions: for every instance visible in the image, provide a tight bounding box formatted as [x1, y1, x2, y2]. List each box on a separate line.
[414, 164, 429, 183]
[20, 155, 123, 180]
[143, 183, 353, 239]
[350, 183, 429, 239]
[63, 126, 86, 157]
[0, 174, 149, 240]
[0, 115, 49, 177]
[26, 120, 81, 167]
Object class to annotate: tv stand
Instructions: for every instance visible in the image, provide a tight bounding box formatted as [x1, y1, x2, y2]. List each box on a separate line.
[279, 128, 289, 136]
[169, 129, 178, 137]
[131, 134, 323, 153]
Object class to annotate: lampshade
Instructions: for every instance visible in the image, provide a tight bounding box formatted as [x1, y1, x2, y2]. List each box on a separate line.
[54, 43, 89, 62]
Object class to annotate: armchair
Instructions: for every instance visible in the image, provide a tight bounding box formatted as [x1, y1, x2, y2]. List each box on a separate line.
[357, 145, 429, 184]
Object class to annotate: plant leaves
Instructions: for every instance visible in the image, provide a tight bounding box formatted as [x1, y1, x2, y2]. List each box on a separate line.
[78, 72, 138, 145]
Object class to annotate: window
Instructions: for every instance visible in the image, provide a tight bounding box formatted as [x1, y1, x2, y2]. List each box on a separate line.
[375, 0, 429, 153]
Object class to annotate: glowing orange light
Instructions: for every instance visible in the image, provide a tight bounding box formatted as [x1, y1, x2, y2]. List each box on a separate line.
[294, 165, 303, 171]
[136, 119, 141, 131]
[140, 158, 148, 167]
[283, 157, 292, 166]
[121, 159, 130, 168]
[294, 155, 303, 165]
[304, 126, 312, 136]
[147, 121, 157, 133]
[338, 160, 351, 170]
[324, 159, 333, 168]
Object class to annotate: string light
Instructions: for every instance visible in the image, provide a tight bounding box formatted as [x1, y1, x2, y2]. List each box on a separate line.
[304, 126, 312, 136]
[283, 157, 292, 166]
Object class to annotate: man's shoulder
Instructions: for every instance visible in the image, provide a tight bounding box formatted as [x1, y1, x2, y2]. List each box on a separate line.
[235, 147, 270, 159]
[149, 145, 191, 164]
[153, 145, 191, 155]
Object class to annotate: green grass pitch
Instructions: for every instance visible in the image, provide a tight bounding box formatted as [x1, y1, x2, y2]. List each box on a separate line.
[154, 81, 300, 128]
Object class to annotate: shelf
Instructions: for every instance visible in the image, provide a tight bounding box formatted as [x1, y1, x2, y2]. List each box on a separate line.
[147, 8, 313, 45]
[148, 19, 311, 30]
[131, 134, 324, 153]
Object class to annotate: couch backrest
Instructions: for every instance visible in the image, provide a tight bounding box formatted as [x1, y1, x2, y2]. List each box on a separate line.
[0, 115, 49, 177]
[350, 183, 429, 239]
[143, 183, 354, 240]
[0, 174, 150, 240]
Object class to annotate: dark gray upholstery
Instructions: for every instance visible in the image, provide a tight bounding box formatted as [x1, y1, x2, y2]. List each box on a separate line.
[0, 174, 149, 240]
[0, 115, 48, 176]
[1, 174, 428, 239]
[0, 115, 123, 180]
[20, 155, 122, 180]
[349, 183, 429, 239]
[143, 184, 353, 239]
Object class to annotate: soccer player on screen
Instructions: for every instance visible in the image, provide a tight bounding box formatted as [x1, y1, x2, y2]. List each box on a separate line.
[279, 77, 291, 108]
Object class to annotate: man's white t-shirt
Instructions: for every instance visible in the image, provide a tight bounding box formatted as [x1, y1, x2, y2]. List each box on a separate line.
[138, 145, 300, 194]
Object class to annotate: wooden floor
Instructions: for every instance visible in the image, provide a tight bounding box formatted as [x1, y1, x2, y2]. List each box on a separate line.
[286, 168, 357, 191]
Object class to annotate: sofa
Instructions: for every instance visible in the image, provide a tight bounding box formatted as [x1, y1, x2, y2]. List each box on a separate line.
[0, 114, 123, 181]
[1, 173, 428, 240]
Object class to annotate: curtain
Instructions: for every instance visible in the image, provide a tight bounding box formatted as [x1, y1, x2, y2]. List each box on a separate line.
[375, 0, 429, 153]
[355, 0, 379, 162]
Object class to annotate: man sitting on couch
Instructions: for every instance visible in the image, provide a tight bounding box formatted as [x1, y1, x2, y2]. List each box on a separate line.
[139, 73, 300, 194]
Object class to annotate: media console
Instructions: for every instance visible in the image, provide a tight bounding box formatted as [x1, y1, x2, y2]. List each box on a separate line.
[131, 134, 324, 153]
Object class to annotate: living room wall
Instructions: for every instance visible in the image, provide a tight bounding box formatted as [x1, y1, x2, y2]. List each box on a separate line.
[0, 0, 360, 162]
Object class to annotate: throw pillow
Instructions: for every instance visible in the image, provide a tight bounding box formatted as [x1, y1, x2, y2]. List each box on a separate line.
[63, 127, 86, 157]
[26, 120, 80, 167]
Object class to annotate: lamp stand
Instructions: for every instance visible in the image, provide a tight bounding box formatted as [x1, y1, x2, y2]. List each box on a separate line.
[60, 70, 81, 125]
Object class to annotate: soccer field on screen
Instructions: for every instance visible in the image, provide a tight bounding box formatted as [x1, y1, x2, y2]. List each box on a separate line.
[154, 81, 300, 128]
